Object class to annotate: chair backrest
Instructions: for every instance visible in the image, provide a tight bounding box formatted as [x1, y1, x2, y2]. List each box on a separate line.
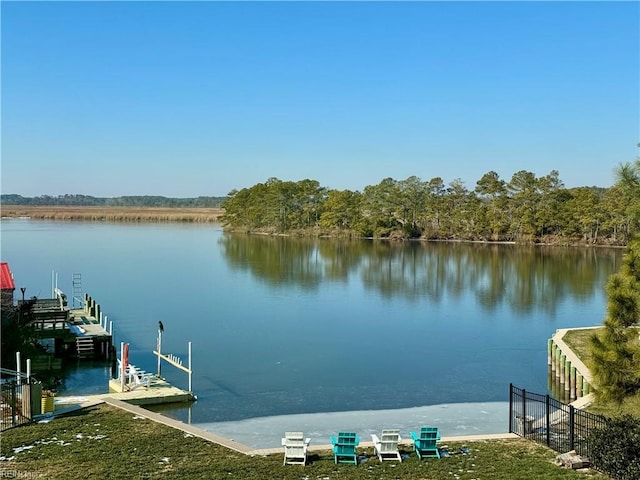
[337, 432, 358, 445]
[378, 429, 400, 453]
[418, 427, 438, 446]
[284, 432, 304, 445]
[334, 432, 358, 454]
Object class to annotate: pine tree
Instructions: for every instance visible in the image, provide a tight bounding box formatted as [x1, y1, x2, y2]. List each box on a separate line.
[590, 157, 640, 404]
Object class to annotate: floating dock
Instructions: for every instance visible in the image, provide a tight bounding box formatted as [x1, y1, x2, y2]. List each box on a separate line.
[108, 375, 194, 405]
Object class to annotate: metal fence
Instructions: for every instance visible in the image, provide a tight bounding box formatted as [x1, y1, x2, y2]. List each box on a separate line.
[0, 378, 39, 431]
[509, 383, 607, 458]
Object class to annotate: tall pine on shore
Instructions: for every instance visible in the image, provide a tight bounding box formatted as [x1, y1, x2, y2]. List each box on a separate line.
[590, 156, 640, 404]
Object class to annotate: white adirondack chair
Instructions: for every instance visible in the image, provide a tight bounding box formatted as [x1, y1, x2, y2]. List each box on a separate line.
[282, 432, 311, 465]
[371, 429, 402, 462]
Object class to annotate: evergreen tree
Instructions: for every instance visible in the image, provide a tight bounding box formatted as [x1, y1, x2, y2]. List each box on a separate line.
[590, 157, 640, 404]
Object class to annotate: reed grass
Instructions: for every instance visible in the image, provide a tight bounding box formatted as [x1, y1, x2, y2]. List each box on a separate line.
[0, 206, 223, 223]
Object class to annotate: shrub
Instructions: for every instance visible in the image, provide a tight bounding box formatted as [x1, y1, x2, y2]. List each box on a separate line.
[589, 414, 640, 480]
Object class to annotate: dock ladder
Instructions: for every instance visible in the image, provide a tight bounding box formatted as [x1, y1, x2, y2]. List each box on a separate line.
[72, 273, 83, 309]
[76, 337, 94, 358]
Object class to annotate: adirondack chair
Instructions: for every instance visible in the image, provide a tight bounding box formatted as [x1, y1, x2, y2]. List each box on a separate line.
[371, 429, 402, 462]
[410, 427, 440, 459]
[281, 432, 311, 465]
[330, 432, 360, 464]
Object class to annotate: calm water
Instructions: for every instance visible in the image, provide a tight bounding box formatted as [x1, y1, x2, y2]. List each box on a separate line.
[0, 219, 622, 426]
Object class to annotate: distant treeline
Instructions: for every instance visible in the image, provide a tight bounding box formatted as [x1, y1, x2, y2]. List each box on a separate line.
[221, 169, 639, 246]
[1, 194, 227, 208]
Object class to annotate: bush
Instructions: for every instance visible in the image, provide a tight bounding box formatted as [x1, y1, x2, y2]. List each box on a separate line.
[589, 414, 640, 480]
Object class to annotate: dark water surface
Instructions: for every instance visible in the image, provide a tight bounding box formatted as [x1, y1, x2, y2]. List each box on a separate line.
[1, 219, 622, 424]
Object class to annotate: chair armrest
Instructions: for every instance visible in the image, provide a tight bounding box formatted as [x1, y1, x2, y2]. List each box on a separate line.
[330, 436, 337, 445]
[281, 438, 286, 446]
[371, 434, 380, 445]
[410, 432, 418, 441]
[355, 436, 361, 446]
[304, 438, 311, 446]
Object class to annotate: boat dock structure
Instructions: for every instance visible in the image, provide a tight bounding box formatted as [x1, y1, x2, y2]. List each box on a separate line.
[1, 265, 195, 426]
[20, 291, 113, 364]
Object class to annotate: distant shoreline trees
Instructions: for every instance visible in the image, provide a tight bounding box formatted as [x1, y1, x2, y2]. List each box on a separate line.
[0, 194, 226, 208]
[221, 168, 638, 246]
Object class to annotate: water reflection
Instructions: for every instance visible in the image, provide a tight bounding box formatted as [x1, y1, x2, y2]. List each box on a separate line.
[220, 234, 621, 316]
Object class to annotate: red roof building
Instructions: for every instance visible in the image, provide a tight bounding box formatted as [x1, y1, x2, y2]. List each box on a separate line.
[1, 262, 16, 307]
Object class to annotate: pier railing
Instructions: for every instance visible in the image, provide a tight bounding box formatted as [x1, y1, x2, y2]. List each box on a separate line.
[508, 384, 607, 458]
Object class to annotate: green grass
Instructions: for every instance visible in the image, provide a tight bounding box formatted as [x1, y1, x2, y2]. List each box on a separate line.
[0, 404, 611, 479]
[562, 328, 601, 364]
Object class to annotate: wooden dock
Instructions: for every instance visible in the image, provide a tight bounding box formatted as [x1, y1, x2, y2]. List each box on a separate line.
[108, 375, 194, 405]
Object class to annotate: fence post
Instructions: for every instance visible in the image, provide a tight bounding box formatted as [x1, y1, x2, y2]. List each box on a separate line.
[11, 384, 17, 427]
[569, 405, 575, 451]
[522, 388, 527, 437]
[508, 383, 513, 433]
[546, 394, 551, 447]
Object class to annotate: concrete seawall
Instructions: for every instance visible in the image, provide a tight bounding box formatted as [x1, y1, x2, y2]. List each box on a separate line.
[548, 327, 597, 404]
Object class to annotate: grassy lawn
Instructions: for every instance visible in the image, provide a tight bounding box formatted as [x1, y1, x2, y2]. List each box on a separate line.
[0, 404, 611, 479]
[562, 328, 600, 363]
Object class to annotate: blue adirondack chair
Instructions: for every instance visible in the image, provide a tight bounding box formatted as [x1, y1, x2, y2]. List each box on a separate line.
[330, 432, 360, 464]
[410, 427, 441, 459]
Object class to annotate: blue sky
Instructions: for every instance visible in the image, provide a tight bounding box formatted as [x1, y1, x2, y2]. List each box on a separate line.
[1, 1, 638, 197]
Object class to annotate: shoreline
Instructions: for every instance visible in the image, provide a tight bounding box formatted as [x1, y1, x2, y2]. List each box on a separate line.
[195, 401, 509, 449]
[1, 210, 627, 247]
[53, 395, 510, 450]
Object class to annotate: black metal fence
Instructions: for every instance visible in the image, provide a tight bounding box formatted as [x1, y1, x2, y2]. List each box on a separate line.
[509, 383, 607, 458]
[0, 378, 39, 431]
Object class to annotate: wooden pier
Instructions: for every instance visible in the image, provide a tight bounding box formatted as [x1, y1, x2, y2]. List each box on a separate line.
[67, 293, 113, 360]
[19, 292, 113, 363]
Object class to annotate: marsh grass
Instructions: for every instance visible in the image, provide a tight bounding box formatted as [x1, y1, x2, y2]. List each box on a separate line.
[0, 404, 610, 479]
[0, 206, 223, 223]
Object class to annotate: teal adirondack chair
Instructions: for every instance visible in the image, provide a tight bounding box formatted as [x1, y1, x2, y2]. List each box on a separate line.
[410, 427, 440, 459]
[330, 432, 360, 464]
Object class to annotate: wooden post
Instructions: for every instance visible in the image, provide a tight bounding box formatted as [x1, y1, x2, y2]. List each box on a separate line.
[120, 342, 125, 393]
[547, 339, 553, 366]
[576, 372, 583, 398]
[569, 366, 576, 400]
[157, 330, 162, 377]
[188, 341, 192, 393]
[16, 351, 21, 385]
